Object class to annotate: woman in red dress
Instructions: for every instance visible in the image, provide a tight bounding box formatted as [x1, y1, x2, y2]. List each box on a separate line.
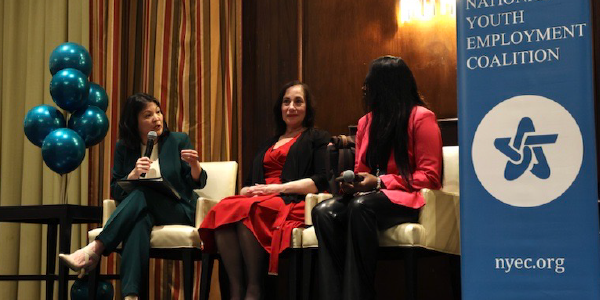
[311, 56, 443, 300]
[200, 81, 330, 300]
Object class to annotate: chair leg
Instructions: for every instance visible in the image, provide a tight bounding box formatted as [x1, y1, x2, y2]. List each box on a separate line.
[46, 224, 57, 300]
[450, 255, 462, 300]
[200, 253, 215, 300]
[288, 249, 302, 300]
[140, 260, 149, 300]
[302, 249, 316, 300]
[404, 248, 418, 300]
[182, 249, 195, 300]
[88, 256, 101, 300]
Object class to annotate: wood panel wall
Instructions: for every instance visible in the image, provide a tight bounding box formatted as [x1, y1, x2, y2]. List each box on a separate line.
[242, 2, 459, 299]
[241, 1, 600, 299]
[243, 0, 600, 183]
[304, 0, 457, 136]
[242, 0, 458, 176]
[241, 0, 299, 180]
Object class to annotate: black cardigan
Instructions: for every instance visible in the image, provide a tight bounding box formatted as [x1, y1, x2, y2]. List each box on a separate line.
[244, 128, 331, 203]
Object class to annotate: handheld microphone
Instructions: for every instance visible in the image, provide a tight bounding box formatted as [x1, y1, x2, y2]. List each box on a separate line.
[140, 131, 157, 178]
[143, 131, 157, 157]
[335, 170, 364, 183]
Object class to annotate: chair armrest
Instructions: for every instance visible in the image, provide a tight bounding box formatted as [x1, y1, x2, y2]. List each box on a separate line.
[419, 188, 460, 254]
[195, 197, 220, 228]
[102, 199, 117, 226]
[304, 193, 333, 226]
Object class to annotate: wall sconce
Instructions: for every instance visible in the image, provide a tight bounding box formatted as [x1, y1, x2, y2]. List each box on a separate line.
[399, 0, 456, 23]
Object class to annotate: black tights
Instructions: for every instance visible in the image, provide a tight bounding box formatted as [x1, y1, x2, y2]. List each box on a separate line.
[214, 222, 267, 300]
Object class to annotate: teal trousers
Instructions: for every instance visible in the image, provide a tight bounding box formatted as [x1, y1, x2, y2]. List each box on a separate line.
[96, 187, 194, 296]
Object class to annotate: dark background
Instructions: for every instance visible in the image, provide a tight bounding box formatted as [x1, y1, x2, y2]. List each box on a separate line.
[242, 1, 599, 180]
[241, 2, 600, 299]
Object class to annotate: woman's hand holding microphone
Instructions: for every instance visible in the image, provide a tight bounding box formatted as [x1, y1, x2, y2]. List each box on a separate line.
[339, 171, 378, 194]
[128, 157, 152, 179]
[127, 149, 201, 180]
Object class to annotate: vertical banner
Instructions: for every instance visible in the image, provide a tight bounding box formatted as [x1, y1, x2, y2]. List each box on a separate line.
[457, 0, 600, 299]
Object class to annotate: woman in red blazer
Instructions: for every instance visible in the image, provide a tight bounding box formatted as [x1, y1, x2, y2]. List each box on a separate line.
[312, 56, 443, 300]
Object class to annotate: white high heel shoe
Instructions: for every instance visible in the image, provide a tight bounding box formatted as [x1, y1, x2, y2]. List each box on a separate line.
[58, 248, 100, 278]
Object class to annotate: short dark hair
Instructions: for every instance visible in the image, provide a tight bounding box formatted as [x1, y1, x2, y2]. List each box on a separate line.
[273, 81, 315, 136]
[118, 93, 169, 149]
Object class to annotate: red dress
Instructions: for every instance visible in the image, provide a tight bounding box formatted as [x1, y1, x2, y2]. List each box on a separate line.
[199, 135, 304, 274]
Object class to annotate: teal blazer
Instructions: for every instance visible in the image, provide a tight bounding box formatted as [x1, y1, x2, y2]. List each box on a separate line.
[110, 131, 208, 219]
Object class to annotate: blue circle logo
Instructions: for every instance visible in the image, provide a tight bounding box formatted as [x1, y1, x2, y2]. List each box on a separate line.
[472, 95, 583, 207]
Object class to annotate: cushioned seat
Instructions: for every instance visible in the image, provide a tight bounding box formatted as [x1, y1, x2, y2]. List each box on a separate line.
[299, 145, 460, 300]
[302, 146, 459, 251]
[88, 162, 238, 250]
[90, 224, 203, 249]
[87, 161, 238, 300]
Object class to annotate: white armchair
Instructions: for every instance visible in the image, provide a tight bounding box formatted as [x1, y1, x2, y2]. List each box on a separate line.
[87, 161, 238, 300]
[296, 146, 460, 300]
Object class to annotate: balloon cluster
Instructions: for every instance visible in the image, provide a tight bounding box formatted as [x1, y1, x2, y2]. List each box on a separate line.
[23, 42, 109, 174]
[70, 277, 114, 300]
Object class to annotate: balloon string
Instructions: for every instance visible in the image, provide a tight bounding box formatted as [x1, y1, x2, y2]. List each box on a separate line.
[60, 173, 69, 204]
[65, 173, 69, 204]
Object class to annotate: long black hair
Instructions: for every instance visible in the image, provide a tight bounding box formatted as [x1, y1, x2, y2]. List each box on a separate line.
[363, 56, 426, 189]
[273, 81, 316, 136]
[118, 93, 169, 149]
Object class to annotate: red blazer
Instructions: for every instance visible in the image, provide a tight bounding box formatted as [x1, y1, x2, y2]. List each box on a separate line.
[355, 106, 443, 209]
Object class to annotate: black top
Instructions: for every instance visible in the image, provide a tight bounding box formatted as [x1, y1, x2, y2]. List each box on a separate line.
[245, 128, 331, 203]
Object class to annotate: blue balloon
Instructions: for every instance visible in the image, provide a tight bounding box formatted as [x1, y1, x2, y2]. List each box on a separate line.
[42, 128, 86, 174]
[49, 42, 92, 76]
[68, 106, 110, 147]
[70, 278, 114, 300]
[23, 105, 66, 147]
[50, 68, 90, 112]
[88, 83, 109, 112]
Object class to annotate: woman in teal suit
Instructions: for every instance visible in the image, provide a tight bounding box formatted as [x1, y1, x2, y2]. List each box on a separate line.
[59, 93, 207, 300]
